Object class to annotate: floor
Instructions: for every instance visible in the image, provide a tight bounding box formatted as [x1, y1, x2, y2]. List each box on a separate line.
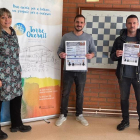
[1, 116, 140, 140]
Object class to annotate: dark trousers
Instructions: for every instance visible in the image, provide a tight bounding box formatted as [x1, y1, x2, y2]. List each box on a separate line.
[0, 95, 23, 128]
[61, 71, 86, 117]
[118, 77, 140, 122]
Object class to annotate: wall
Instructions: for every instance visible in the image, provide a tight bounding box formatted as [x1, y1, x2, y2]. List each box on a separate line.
[62, 0, 138, 111]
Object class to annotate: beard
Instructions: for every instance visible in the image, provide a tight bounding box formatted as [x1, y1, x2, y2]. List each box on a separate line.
[74, 26, 83, 32]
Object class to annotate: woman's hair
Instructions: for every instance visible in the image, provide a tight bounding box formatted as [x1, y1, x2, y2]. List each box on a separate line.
[0, 8, 12, 36]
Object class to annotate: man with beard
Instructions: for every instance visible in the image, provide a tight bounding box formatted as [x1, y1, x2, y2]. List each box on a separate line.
[55, 14, 96, 126]
[110, 14, 140, 131]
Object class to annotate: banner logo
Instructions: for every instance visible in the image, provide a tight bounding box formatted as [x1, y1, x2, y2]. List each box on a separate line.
[13, 23, 26, 35]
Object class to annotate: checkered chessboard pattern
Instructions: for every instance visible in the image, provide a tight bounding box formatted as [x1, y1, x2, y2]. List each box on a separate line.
[84, 15, 126, 65]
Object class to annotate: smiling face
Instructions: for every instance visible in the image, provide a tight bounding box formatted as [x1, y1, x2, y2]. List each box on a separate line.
[74, 17, 85, 32]
[0, 12, 12, 30]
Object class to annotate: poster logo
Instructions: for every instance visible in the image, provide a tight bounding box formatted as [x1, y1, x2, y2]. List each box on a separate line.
[13, 23, 26, 35]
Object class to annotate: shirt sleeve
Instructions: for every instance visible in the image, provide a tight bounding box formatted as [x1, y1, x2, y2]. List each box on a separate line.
[57, 35, 65, 58]
[88, 35, 96, 56]
[110, 37, 122, 61]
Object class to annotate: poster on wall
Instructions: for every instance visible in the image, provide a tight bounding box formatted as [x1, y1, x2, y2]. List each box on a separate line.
[0, 0, 62, 122]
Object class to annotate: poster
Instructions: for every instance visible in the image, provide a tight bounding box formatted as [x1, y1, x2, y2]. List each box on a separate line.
[65, 41, 87, 70]
[122, 43, 140, 66]
[0, 0, 62, 122]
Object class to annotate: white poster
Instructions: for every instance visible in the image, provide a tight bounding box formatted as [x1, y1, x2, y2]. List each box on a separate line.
[0, 0, 62, 122]
[65, 41, 87, 70]
[122, 43, 140, 66]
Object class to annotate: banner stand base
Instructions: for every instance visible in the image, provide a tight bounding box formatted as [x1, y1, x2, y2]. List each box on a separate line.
[1, 114, 59, 126]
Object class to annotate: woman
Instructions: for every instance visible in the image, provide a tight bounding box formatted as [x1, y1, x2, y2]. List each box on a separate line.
[0, 8, 31, 139]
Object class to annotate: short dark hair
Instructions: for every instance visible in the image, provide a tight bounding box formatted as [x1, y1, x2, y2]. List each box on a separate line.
[126, 14, 139, 23]
[74, 14, 85, 22]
